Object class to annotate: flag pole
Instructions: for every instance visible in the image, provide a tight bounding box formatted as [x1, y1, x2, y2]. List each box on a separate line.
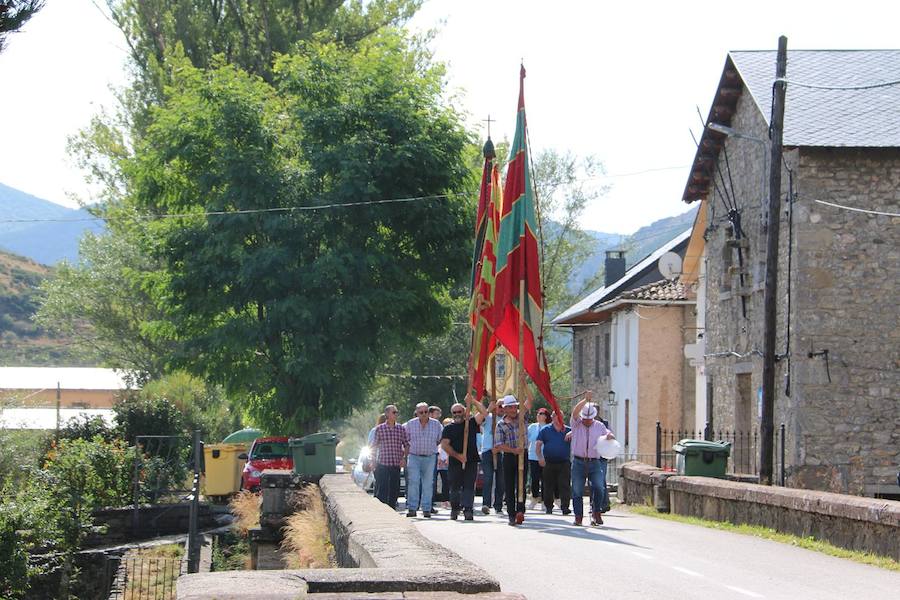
[490, 354, 498, 471]
[516, 279, 526, 524]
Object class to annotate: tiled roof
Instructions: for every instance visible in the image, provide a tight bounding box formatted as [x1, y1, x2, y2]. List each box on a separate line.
[618, 279, 686, 302]
[732, 50, 900, 147]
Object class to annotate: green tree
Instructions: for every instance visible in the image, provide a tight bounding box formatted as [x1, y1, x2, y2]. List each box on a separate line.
[106, 0, 421, 86]
[0, 0, 44, 53]
[36, 231, 178, 381]
[97, 33, 472, 434]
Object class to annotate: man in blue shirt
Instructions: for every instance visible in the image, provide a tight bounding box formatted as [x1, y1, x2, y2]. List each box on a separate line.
[479, 399, 504, 515]
[535, 412, 572, 515]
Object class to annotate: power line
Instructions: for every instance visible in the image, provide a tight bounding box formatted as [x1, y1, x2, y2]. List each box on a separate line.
[778, 76, 900, 91]
[813, 199, 900, 218]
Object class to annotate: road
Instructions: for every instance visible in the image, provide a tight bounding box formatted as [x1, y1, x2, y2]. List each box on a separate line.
[412, 504, 898, 600]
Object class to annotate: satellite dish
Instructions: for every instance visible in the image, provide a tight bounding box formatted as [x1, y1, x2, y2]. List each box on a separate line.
[658, 252, 683, 280]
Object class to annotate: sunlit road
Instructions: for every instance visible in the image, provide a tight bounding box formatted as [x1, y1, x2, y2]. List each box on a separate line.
[412, 504, 898, 600]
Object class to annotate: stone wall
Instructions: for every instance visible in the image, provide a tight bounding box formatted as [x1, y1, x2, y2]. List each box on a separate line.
[700, 79, 900, 496]
[572, 322, 612, 419]
[618, 462, 900, 560]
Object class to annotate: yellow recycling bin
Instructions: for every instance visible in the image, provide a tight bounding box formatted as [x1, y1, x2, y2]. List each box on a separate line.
[203, 443, 249, 498]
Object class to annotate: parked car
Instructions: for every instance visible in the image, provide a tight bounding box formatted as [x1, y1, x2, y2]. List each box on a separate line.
[335, 456, 344, 473]
[350, 445, 410, 496]
[239, 436, 292, 491]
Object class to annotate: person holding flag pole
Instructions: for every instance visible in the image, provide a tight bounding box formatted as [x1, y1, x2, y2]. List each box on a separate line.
[483, 64, 564, 525]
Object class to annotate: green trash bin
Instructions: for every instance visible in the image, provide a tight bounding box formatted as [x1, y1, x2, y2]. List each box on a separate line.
[673, 439, 732, 477]
[290, 432, 338, 477]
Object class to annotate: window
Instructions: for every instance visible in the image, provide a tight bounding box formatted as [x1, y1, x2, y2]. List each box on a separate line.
[624, 319, 631, 366]
[594, 335, 601, 377]
[576, 338, 584, 381]
[612, 317, 618, 367]
[603, 333, 611, 377]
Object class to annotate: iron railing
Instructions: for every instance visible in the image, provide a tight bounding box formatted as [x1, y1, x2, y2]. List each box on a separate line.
[652, 422, 786, 484]
[107, 555, 181, 600]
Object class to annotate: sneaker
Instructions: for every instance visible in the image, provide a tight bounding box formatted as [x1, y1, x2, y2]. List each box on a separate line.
[481, 505, 491, 515]
[430, 507, 439, 515]
[562, 508, 571, 515]
[591, 512, 604, 526]
[508, 517, 517, 526]
[494, 507, 504, 515]
[450, 508, 459, 520]
[423, 512, 431, 518]
[406, 510, 416, 517]
[573, 515, 583, 526]
[545, 507, 553, 514]
[464, 509, 474, 521]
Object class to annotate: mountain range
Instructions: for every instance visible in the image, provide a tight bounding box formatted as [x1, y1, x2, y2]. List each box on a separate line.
[0, 183, 105, 265]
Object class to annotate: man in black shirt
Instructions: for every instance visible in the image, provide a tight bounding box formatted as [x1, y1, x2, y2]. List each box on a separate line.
[441, 393, 488, 520]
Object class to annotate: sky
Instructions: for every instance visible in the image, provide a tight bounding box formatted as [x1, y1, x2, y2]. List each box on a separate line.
[1, 0, 899, 233]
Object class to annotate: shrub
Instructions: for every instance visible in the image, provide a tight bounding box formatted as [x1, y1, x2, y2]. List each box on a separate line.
[280, 486, 332, 569]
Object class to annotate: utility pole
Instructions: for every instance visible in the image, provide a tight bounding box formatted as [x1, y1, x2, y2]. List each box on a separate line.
[760, 36, 788, 486]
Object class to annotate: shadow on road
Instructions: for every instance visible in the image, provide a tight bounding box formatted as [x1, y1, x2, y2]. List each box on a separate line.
[502, 515, 650, 548]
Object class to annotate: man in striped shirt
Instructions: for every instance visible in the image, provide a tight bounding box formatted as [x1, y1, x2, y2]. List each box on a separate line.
[403, 402, 443, 517]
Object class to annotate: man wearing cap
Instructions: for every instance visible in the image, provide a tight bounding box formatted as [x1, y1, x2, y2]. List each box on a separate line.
[493, 391, 533, 525]
[569, 391, 615, 526]
[403, 402, 443, 518]
[440, 394, 487, 520]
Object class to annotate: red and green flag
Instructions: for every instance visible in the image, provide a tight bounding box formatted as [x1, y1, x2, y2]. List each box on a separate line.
[468, 141, 501, 398]
[491, 65, 561, 417]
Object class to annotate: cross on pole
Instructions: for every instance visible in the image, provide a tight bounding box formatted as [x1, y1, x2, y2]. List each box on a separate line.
[482, 114, 494, 138]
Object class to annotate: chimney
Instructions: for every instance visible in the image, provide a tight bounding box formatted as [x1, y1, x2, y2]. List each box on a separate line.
[604, 251, 626, 287]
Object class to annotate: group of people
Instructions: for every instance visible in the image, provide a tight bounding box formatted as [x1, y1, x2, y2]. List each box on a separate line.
[368, 390, 615, 527]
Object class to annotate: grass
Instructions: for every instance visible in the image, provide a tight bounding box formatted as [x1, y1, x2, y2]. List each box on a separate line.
[122, 544, 184, 599]
[280, 485, 334, 569]
[229, 490, 261, 536]
[625, 504, 900, 572]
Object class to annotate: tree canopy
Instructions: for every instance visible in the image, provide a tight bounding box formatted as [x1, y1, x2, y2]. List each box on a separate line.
[0, 1, 44, 53]
[78, 31, 474, 434]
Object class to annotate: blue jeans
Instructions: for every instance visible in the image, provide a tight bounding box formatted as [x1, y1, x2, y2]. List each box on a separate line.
[480, 450, 504, 510]
[406, 454, 436, 511]
[571, 457, 609, 516]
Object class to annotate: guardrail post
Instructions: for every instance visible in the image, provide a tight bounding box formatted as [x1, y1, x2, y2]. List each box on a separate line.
[655, 421, 662, 468]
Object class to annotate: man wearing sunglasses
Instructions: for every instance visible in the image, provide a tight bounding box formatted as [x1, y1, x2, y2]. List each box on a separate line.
[440, 394, 488, 520]
[403, 402, 443, 518]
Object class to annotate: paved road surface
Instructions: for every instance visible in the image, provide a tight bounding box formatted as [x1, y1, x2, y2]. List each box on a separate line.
[412, 505, 898, 600]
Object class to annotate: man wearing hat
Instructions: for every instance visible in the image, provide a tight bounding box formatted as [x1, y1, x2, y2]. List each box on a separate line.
[569, 391, 615, 526]
[493, 391, 533, 525]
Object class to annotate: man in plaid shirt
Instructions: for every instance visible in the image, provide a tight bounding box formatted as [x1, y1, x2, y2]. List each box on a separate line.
[373, 404, 410, 509]
[403, 402, 443, 517]
[494, 392, 533, 526]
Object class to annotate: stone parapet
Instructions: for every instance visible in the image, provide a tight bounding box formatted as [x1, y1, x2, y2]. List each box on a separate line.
[619, 462, 900, 560]
[178, 475, 503, 598]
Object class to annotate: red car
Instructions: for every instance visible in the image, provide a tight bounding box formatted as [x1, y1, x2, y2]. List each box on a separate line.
[239, 437, 293, 491]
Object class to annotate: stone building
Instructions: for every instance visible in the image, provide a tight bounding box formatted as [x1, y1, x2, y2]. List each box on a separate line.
[682, 49, 900, 497]
[552, 231, 695, 458]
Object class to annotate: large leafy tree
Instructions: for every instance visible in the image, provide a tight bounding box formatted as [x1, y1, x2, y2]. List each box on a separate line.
[0, 0, 44, 53]
[113, 34, 472, 433]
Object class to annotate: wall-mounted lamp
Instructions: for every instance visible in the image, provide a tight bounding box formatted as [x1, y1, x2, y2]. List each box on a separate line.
[607, 390, 617, 407]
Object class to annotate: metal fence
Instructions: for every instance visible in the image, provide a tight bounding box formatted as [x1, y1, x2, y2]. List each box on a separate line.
[653, 422, 786, 484]
[107, 555, 181, 600]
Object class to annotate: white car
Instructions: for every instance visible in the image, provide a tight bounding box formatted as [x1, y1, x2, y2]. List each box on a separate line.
[350, 446, 376, 493]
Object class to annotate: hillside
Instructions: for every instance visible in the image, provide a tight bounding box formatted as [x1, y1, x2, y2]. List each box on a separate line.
[0, 250, 91, 366]
[572, 206, 698, 291]
[0, 182, 105, 265]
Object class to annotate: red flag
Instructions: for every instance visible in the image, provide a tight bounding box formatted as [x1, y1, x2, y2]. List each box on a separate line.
[468, 141, 501, 397]
[491, 65, 561, 418]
